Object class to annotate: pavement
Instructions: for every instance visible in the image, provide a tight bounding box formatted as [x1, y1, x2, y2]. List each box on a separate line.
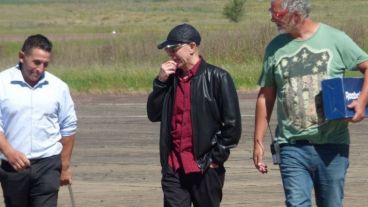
[1, 92, 368, 206]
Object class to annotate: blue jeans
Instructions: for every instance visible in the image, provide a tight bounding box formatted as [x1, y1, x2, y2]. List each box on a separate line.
[279, 144, 349, 207]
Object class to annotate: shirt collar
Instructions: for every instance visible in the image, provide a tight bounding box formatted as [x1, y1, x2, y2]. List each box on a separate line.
[176, 58, 202, 81]
[13, 64, 48, 88]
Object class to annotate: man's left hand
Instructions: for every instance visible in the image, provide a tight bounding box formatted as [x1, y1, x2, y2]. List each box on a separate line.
[347, 100, 366, 122]
[209, 163, 219, 168]
[60, 167, 72, 186]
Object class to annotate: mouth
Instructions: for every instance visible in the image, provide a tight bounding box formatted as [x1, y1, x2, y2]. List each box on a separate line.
[275, 24, 285, 31]
[32, 72, 41, 76]
[275, 23, 282, 28]
[172, 59, 181, 65]
[31, 72, 42, 79]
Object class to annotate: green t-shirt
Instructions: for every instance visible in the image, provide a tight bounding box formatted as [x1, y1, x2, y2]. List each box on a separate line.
[258, 23, 368, 144]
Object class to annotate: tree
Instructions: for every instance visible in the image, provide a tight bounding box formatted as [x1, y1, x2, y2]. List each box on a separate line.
[223, 0, 247, 23]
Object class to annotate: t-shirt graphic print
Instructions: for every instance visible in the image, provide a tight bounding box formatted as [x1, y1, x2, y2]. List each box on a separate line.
[278, 46, 329, 130]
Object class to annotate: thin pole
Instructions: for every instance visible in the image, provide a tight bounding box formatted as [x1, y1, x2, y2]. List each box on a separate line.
[68, 184, 76, 207]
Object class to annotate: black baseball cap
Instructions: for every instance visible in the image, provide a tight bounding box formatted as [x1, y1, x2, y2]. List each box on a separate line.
[157, 23, 201, 49]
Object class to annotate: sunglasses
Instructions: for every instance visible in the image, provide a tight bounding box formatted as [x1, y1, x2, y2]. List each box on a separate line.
[164, 43, 187, 54]
[269, 8, 288, 19]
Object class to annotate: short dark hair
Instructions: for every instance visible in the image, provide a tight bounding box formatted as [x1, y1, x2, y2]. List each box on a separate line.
[21, 34, 53, 55]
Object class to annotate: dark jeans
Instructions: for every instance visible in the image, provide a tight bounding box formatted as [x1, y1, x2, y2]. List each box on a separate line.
[162, 166, 225, 207]
[0, 155, 61, 207]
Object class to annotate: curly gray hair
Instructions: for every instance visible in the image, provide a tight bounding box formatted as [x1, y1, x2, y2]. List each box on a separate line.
[281, 0, 311, 18]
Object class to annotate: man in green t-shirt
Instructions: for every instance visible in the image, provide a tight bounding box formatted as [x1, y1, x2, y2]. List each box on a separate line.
[252, 0, 368, 206]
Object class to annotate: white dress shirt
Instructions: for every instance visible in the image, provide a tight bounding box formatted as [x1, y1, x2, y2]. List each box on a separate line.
[0, 65, 77, 160]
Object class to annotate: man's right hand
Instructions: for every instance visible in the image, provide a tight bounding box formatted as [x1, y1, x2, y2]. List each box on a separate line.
[158, 60, 177, 82]
[253, 140, 268, 174]
[4, 148, 30, 171]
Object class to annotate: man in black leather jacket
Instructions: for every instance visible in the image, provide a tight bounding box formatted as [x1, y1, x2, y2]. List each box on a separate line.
[147, 23, 242, 207]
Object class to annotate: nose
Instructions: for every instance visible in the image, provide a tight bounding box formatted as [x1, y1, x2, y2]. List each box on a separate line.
[168, 53, 177, 60]
[36, 65, 45, 72]
[270, 13, 278, 22]
[32, 65, 46, 75]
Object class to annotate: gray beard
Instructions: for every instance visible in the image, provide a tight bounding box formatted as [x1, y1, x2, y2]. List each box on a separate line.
[276, 26, 287, 34]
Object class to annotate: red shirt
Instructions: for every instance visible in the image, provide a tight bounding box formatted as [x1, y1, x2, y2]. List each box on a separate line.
[168, 59, 201, 174]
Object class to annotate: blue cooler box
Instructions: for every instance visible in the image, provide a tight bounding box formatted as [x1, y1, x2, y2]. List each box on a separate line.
[322, 77, 368, 120]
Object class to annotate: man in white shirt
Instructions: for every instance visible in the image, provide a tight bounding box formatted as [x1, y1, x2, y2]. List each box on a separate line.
[0, 34, 77, 207]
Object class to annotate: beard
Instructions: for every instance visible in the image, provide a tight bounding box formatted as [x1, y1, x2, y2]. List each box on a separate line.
[275, 16, 300, 35]
[277, 28, 287, 34]
[275, 25, 287, 34]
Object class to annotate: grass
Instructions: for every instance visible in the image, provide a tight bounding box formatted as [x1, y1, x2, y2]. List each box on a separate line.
[51, 65, 157, 94]
[0, 0, 367, 94]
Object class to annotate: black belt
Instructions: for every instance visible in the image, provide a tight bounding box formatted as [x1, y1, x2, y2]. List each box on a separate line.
[1, 155, 59, 166]
[1, 158, 40, 167]
[280, 140, 312, 147]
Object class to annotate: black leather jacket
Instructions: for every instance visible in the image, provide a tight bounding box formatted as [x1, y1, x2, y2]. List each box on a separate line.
[147, 59, 242, 174]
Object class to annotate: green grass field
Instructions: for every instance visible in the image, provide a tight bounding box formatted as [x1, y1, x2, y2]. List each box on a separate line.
[0, 0, 367, 94]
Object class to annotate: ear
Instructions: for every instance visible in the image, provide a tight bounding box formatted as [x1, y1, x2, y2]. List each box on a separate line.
[19, 51, 25, 64]
[293, 12, 304, 25]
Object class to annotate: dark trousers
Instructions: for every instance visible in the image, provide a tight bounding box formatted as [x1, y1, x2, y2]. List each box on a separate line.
[0, 155, 61, 207]
[162, 166, 225, 207]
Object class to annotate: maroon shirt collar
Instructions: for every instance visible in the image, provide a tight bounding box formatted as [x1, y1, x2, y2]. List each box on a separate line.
[176, 58, 202, 81]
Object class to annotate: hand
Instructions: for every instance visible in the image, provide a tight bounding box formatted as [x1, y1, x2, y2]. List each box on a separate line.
[4, 148, 30, 172]
[60, 167, 72, 186]
[158, 60, 177, 82]
[347, 100, 366, 123]
[253, 140, 268, 174]
[209, 162, 219, 169]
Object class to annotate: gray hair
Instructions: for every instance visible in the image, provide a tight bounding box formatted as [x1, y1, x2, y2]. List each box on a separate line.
[281, 0, 311, 18]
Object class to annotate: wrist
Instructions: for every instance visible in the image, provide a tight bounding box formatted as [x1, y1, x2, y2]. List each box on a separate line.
[2, 145, 15, 158]
[61, 160, 70, 170]
[157, 76, 167, 82]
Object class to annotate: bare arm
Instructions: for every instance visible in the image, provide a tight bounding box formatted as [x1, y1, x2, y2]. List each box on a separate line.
[59, 135, 75, 186]
[253, 87, 276, 174]
[0, 132, 30, 171]
[348, 61, 368, 122]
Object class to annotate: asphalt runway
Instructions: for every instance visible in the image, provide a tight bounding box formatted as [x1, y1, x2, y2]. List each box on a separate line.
[1, 93, 368, 206]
